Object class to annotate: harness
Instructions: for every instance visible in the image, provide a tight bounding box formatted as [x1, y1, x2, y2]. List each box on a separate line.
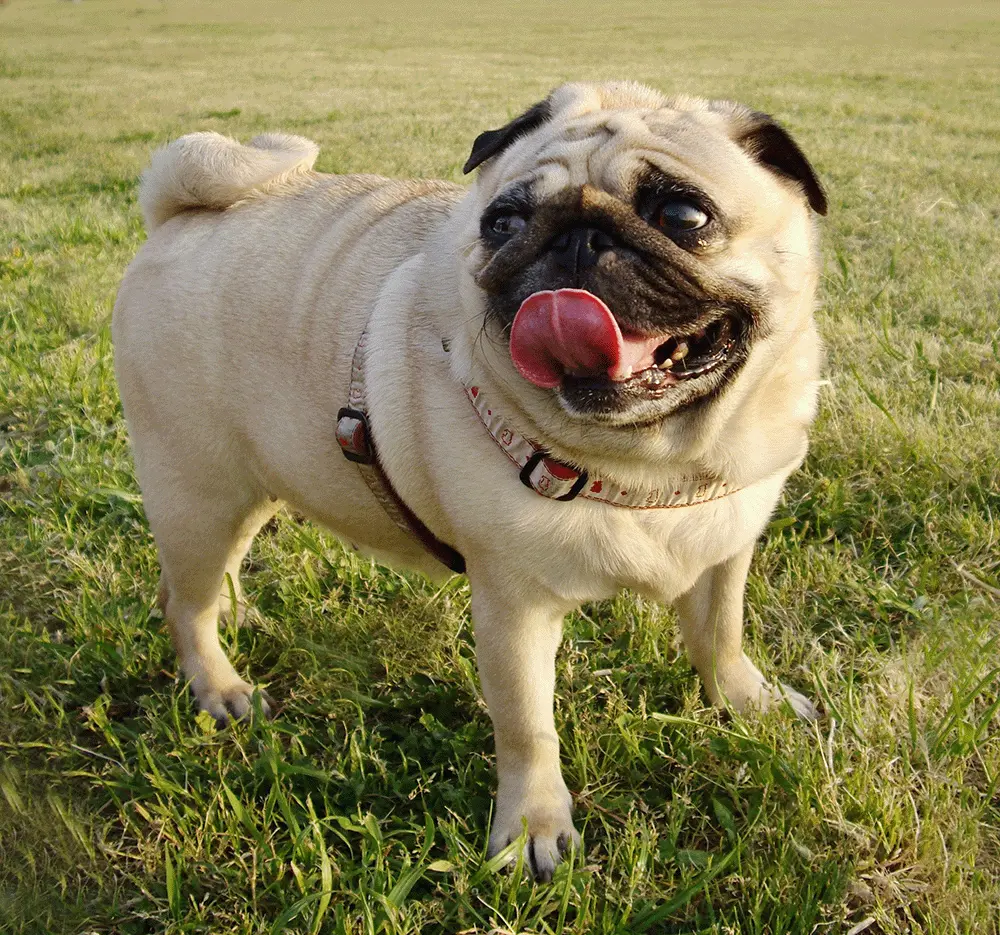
[336, 332, 740, 573]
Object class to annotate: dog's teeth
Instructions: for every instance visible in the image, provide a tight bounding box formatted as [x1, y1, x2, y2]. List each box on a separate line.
[659, 358, 674, 370]
[671, 341, 689, 361]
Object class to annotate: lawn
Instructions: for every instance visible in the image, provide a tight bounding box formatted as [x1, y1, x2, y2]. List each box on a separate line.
[1, 0, 999, 932]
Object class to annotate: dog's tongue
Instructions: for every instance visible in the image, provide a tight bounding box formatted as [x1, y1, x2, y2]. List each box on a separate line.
[509, 289, 663, 389]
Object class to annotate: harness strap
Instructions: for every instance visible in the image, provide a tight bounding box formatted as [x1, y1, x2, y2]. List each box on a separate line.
[336, 332, 466, 574]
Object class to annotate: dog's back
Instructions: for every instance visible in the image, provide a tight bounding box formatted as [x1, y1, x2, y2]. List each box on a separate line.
[114, 132, 463, 431]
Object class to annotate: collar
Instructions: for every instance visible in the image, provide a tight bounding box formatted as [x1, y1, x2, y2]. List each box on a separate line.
[464, 382, 741, 509]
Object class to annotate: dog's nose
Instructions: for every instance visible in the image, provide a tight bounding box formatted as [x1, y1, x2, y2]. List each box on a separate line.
[550, 227, 615, 271]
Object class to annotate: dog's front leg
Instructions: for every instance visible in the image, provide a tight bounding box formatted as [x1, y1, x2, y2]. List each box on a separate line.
[470, 576, 580, 880]
[674, 544, 818, 719]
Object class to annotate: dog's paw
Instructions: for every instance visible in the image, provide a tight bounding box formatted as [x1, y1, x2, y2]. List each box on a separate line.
[767, 681, 819, 720]
[716, 655, 818, 721]
[487, 781, 580, 882]
[192, 676, 273, 725]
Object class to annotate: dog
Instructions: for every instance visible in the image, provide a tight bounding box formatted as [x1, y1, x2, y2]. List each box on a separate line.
[113, 81, 827, 881]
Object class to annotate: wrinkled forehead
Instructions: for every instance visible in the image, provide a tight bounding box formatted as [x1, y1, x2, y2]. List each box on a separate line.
[493, 107, 754, 206]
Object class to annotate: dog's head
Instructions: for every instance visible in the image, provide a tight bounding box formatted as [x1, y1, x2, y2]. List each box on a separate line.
[456, 82, 825, 434]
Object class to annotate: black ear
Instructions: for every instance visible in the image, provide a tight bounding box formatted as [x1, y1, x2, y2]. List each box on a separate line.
[734, 113, 828, 215]
[462, 99, 551, 175]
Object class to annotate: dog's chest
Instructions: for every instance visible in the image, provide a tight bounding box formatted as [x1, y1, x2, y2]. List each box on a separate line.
[529, 473, 785, 604]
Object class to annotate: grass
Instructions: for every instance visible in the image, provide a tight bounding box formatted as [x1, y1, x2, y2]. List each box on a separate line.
[1, 0, 999, 931]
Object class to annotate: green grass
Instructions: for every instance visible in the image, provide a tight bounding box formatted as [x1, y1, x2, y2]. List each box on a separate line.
[2, 0, 999, 932]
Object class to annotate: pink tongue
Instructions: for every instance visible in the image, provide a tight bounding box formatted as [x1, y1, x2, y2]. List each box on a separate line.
[509, 289, 664, 389]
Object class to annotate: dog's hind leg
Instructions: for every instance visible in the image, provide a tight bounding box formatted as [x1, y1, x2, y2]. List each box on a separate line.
[674, 543, 818, 719]
[142, 460, 277, 723]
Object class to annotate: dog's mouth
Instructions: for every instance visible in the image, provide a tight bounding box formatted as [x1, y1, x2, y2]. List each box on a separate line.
[509, 289, 743, 399]
[646, 316, 737, 381]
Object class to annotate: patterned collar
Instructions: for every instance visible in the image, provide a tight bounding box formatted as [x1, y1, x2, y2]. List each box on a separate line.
[464, 382, 740, 509]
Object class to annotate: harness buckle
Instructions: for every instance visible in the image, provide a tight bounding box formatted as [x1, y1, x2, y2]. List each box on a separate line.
[336, 407, 374, 464]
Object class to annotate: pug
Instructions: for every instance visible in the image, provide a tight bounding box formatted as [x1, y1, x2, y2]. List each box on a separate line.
[113, 81, 826, 881]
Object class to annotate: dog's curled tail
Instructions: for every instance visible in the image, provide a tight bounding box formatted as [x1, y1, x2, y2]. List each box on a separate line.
[139, 131, 320, 231]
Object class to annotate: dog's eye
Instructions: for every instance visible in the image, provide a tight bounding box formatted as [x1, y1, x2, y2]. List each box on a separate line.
[655, 199, 709, 234]
[489, 212, 529, 239]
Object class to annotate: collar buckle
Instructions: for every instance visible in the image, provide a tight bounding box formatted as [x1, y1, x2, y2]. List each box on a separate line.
[520, 449, 589, 501]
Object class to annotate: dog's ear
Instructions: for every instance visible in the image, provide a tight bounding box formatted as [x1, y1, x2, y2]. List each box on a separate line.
[729, 111, 828, 216]
[462, 99, 551, 175]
